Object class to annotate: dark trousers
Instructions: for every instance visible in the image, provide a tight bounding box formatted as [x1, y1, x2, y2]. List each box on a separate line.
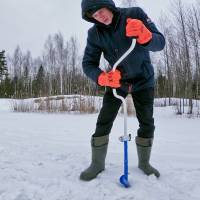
[93, 87, 155, 138]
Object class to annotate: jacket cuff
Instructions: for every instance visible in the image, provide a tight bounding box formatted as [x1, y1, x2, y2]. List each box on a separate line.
[141, 33, 165, 52]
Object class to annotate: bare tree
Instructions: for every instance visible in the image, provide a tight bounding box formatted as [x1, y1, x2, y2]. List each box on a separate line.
[12, 46, 23, 78]
[12, 46, 23, 97]
[22, 50, 32, 97]
[43, 35, 56, 95]
[187, 6, 200, 100]
[158, 14, 175, 105]
[68, 36, 79, 94]
[54, 32, 65, 94]
[63, 41, 70, 94]
[171, 0, 193, 114]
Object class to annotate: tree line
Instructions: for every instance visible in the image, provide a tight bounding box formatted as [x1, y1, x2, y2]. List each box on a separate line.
[155, 0, 200, 113]
[0, 34, 98, 98]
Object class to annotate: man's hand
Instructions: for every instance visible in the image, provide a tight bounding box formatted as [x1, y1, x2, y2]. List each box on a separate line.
[126, 18, 152, 44]
[98, 69, 121, 88]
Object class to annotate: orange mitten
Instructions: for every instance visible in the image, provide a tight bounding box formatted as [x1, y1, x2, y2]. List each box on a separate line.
[126, 18, 152, 44]
[98, 70, 121, 88]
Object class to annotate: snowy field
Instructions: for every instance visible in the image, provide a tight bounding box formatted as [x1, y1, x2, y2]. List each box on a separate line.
[0, 98, 200, 200]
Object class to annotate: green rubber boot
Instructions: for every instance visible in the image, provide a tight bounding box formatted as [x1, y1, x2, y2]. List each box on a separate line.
[80, 135, 109, 181]
[135, 136, 160, 178]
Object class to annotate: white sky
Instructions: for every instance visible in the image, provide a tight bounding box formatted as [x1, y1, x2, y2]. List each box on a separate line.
[0, 0, 197, 58]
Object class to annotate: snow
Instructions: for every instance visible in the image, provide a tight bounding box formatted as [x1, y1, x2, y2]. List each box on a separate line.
[0, 99, 199, 200]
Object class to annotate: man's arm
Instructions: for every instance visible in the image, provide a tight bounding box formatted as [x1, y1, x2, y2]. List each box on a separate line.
[82, 28, 102, 83]
[135, 7, 165, 52]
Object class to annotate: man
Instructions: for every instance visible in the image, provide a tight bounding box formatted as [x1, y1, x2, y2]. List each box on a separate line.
[80, 0, 165, 181]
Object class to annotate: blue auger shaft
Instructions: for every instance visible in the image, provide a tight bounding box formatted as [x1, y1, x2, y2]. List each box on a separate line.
[124, 140, 128, 179]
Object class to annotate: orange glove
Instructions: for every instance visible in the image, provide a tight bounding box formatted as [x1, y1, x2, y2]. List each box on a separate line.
[98, 70, 121, 88]
[126, 18, 152, 44]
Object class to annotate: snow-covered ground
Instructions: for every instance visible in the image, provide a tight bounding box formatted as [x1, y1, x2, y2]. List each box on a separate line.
[0, 99, 199, 200]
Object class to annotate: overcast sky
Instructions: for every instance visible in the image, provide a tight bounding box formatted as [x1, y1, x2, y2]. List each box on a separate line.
[0, 0, 196, 58]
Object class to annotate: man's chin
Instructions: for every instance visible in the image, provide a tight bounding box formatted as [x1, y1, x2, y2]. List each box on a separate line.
[104, 20, 112, 25]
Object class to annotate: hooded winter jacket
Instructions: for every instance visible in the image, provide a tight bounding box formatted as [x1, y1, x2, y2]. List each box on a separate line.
[81, 0, 165, 92]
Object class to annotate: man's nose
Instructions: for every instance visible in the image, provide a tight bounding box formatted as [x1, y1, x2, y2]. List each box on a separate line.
[99, 14, 105, 20]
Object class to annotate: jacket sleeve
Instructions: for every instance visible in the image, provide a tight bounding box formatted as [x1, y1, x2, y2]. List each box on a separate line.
[136, 7, 165, 52]
[82, 28, 103, 83]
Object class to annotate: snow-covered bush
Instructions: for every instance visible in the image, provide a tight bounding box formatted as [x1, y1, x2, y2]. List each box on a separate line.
[11, 95, 103, 114]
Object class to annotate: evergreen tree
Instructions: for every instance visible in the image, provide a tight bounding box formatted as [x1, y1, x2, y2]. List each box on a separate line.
[0, 75, 15, 98]
[0, 50, 8, 80]
[32, 65, 45, 97]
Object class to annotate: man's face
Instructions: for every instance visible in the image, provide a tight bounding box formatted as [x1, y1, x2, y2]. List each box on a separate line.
[92, 7, 113, 25]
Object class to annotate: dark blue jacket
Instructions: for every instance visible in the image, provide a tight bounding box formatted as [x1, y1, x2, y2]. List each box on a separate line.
[81, 0, 165, 92]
